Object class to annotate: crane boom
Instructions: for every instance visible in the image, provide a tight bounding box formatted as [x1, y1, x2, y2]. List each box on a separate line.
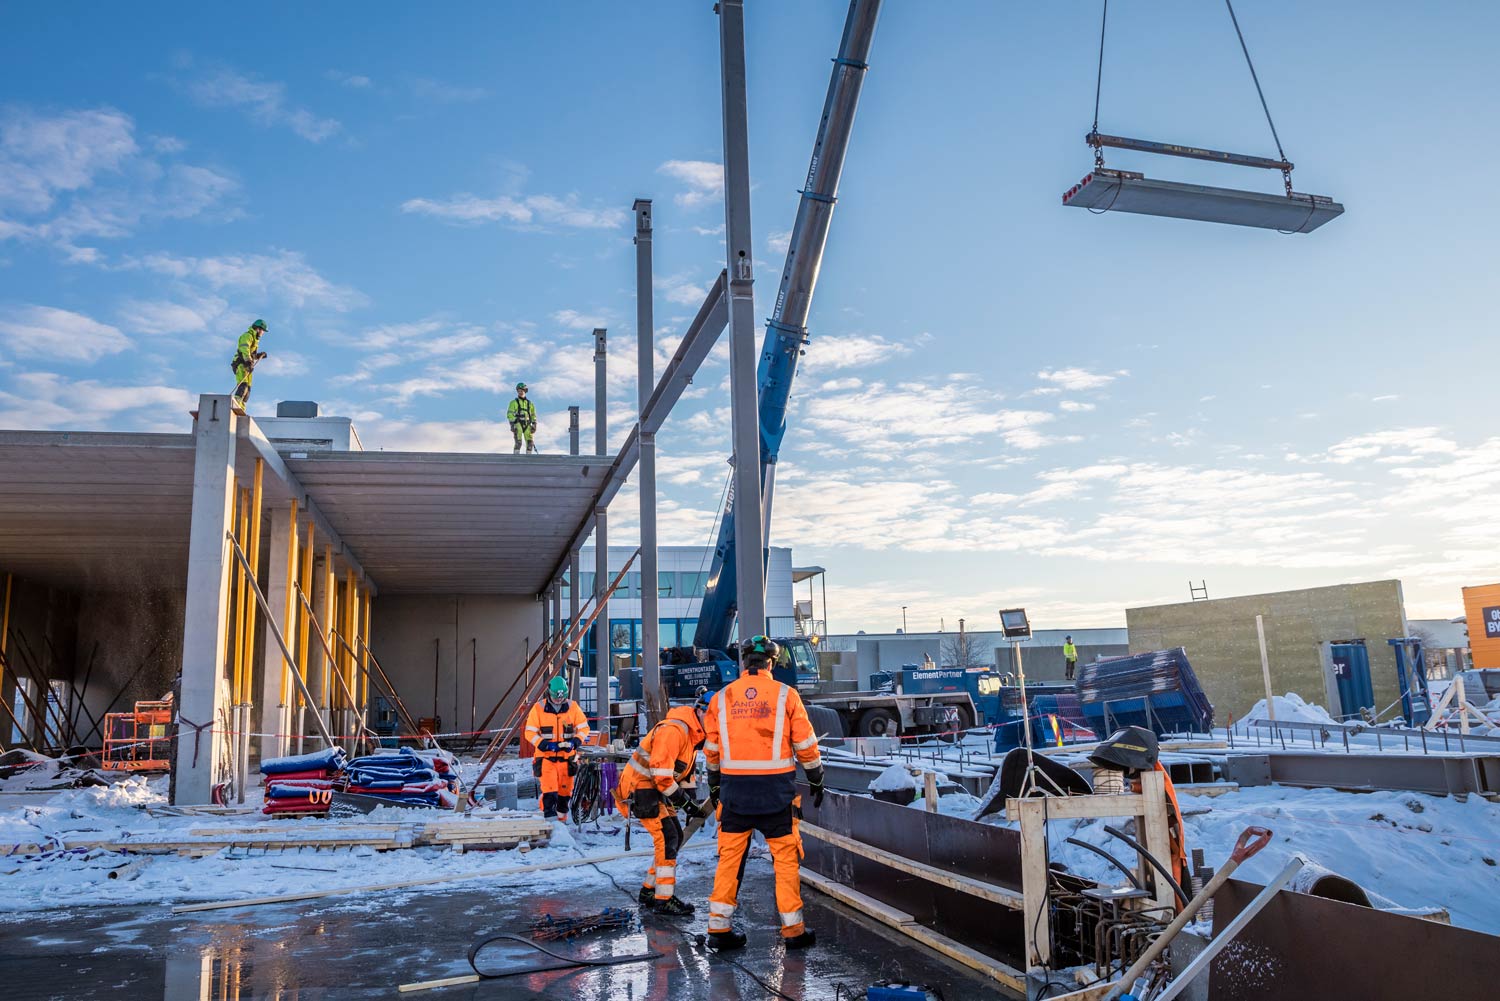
[693, 0, 882, 653]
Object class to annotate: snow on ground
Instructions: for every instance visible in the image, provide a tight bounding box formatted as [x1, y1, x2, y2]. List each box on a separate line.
[1242, 692, 1338, 725]
[0, 764, 652, 918]
[983, 784, 1500, 936]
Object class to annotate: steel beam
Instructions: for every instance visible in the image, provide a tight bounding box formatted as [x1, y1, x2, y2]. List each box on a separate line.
[593, 507, 608, 735]
[1063, 170, 1343, 233]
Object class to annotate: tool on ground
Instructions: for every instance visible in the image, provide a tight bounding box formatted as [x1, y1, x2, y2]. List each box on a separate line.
[529, 906, 635, 942]
[397, 932, 661, 993]
[866, 983, 942, 1001]
[1102, 826, 1273, 1001]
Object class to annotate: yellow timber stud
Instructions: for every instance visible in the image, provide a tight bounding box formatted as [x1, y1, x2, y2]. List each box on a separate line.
[321, 544, 335, 733]
[238, 458, 263, 802]
[295, 521, 314, 751]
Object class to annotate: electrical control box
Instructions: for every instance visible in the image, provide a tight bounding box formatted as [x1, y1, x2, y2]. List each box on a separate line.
[867, 983, 940, 1001]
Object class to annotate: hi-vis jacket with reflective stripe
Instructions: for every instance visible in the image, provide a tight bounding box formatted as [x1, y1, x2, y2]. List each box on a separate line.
[617, 705, 705, 801]
[703, 672, 821, 815]
[523, 698, 590, 756]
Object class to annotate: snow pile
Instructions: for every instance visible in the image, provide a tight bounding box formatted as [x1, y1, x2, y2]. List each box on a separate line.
[1242, 692, 1337, 725]
[907, 791, 983, 818]
[987, 784, 1500, 936]
[869, 764, 919, 793]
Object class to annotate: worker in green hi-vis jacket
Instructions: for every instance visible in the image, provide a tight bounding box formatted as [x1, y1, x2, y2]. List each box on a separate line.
[507, 382, 537, 454]
[231, 319, 268, 411]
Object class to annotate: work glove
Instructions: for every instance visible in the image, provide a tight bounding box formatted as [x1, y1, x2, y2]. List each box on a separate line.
[562, 737, 580, 751]
[805, 765, 826, 809]
[667, 787, 688, 811]
[706, 769, 721, 810]
[539, 740, 559, 752]
[253, 351, 267, 361]
[682, 796, 708, 821]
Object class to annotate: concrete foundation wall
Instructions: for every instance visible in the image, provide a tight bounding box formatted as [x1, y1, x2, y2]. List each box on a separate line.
[1126, 580, 1408, 721]
[371, 594, 541, 738]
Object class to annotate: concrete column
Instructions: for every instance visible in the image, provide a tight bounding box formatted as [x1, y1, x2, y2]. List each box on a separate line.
[311, 549, 331, 735]
[719, 0, 767, 638]
[172, 395, 238, 805]
[594, 328, 607, 455]
[635, 198, 661, 706]
[258, 504, 295, 762]
[593, 511, 608, 735]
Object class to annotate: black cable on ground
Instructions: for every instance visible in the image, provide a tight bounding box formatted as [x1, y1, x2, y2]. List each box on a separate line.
[465, 932, 658, 978]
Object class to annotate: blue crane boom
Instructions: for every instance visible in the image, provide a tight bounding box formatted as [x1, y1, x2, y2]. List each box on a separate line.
[691, 0, 883, 655]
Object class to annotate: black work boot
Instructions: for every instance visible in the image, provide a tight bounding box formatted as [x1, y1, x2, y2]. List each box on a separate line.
[541, 792, 558, 820]
[784, 929, 816, 950]
[637, 887, 655, 910]
[555, 795, 571, 819]
[706, 929, 747, 951]
[653, 896, 695, 917]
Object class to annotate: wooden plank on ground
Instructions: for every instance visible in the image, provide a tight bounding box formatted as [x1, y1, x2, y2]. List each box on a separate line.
[800, 822, 1022, 909]
[801, 869, 1027, 994]
[1004, 791, 1147, 822]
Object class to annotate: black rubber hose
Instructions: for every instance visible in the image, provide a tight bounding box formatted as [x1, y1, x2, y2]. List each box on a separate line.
[1065, 837, 1144, 891]
[1101, 824, 1190, 907]
[466, 933, 659, 979]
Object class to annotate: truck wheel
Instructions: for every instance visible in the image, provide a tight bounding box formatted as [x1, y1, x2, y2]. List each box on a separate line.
[806, 704, 845, 740]
[858, 708, 900, 738]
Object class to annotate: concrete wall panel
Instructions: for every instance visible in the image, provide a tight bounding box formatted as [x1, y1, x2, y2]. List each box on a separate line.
[1127, 580, 1407, 720]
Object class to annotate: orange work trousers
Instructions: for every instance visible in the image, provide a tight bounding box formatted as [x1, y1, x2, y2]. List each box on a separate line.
[535, 755, 576, 815]
[707, 804, 805, 938]
[639, 813, 684, 901]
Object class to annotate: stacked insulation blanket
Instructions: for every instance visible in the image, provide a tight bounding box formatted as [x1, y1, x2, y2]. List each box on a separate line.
[260, 746, 347, 815]
[344, 747, 461, 809]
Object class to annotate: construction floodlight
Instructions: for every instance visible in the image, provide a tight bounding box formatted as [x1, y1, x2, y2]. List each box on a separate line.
[1063, 169, 1343, 233]
[998, 608, 1032, 641]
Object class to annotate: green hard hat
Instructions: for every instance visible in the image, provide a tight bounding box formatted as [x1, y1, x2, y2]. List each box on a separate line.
[742, 635, 780, 663]
[516, 382, 528, 391]
[548, 675, 568, 698]
[251, 319, 267, 331]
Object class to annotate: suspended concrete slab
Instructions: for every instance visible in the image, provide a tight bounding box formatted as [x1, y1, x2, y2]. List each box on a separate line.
[1062, 169, 1344, 233]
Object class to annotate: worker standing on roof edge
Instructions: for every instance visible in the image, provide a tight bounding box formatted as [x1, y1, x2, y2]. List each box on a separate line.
[702, 635, 825, 951]
[523, 676, 590, 820]
[230, 319, 268, 412]
[508, 382, 537, 454]
[613, 688, 712, 916]
[1064, 635, 1079, 681]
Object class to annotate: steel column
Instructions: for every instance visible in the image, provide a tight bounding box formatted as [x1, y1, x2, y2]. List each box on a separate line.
[568, 407, 580, 456]
[718, 0, 766, 639]
[593, 509, 609, 736]
[634, 198, 661, 707]
[594, 328, 607, 456]
[568, 550, 582, 692]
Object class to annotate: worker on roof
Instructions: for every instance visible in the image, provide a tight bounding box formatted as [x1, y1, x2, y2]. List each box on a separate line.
[1064, 635, 1079, 681]
[613, 689, 711, 917]
[701, 635, 825, 952]
[230, 319, 268, 412]
[523, 675, 590, 820]
[508, 382, 538, 454]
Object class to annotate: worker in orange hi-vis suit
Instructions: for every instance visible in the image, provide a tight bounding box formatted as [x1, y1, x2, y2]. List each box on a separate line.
[524, 675, 591, 820]
[613, 691, 711, 916]
[701, 635, 825, 952]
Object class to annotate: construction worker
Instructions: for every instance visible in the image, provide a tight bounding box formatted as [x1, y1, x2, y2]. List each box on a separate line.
[508, 382, 538, 454]
[702, 635, 825, 952]
[230, 319, 268, 411]
[523, 675, 591, 820]
[1063, 635, 1079, 681]
[613, 689, 712, 916]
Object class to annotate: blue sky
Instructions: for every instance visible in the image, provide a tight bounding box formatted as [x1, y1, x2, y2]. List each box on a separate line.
[2, 1, 1497, 632]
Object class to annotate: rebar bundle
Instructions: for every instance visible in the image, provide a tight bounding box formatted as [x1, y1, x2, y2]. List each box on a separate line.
[528, 907, 636, 942]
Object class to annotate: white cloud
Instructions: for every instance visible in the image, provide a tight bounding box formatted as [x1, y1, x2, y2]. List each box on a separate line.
[129, 250, 365, 311]
[0, 371, 194, 432]
[0, 108, 137, 213]
[657, 160, 724, 209]
[1314, 428, 1459, 465]
[1036, 367, 1127, 391]
[187, 68, 341, 143]
[804, 378, 1058, 456]
[0, 305, 124, 362]
[326, 70, 373, 89]
[1058, 400, 1095, 412]
[400, 192, 625, 229]
[766, 229, 791, 255]
[805, 334, 911, 371]
[655, 273, 710, 307]
[116, 295, 228, 336]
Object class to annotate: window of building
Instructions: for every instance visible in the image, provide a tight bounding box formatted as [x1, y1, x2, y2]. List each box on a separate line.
[658, 571, 676, 598]
[680, 571, 709, 598]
